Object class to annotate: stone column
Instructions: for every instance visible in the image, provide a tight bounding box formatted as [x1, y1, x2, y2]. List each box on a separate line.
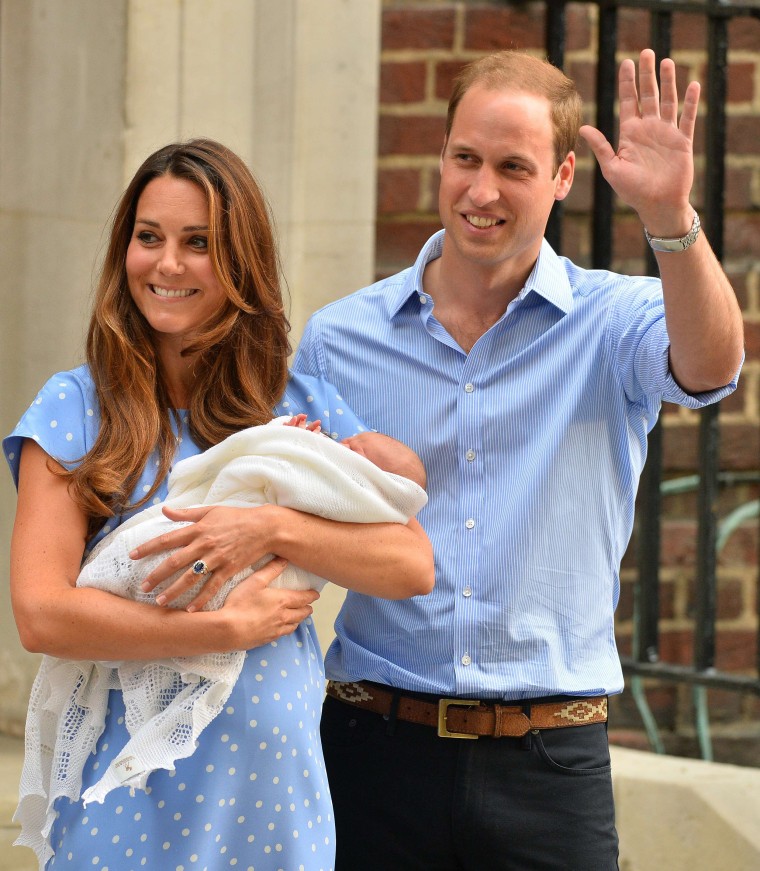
[0, 0, 129, 732]
[0, 0, 381, 731]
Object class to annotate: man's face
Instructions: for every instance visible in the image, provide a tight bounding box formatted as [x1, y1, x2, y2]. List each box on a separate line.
[438, 85, 574, 281]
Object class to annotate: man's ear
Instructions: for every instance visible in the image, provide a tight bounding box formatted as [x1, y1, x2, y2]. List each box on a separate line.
[554, 151, 575, 201]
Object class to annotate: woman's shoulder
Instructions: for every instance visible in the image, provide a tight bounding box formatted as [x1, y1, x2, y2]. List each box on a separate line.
[20, 364, 98, 425]
[45, 364, 96, 398]
[3, 364, 100, 487]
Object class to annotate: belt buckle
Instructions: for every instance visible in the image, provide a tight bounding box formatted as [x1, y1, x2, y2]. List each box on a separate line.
[437, 698, 480, 739]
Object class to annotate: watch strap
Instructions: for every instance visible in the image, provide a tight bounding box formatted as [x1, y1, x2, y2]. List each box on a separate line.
[644, 211, 701, 252]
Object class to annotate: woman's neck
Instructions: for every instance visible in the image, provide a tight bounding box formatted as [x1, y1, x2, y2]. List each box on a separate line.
[157, 341, 197, 410]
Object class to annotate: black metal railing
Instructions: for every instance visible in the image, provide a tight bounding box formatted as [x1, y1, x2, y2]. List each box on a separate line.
[543, 0, 760, 759]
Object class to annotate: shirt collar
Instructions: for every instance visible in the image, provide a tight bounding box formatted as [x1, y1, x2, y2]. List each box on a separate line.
[521, 239, 574, 314]
[387, 231, 574, 319]
[387, 230, 445, 318]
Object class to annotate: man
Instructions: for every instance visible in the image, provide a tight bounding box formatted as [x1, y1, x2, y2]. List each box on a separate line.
[294, 49, 743, 870]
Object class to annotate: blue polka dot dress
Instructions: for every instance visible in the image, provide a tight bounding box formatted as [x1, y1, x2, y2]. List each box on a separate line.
[3, 366, 369, 871]
[47, 631, 332, 871]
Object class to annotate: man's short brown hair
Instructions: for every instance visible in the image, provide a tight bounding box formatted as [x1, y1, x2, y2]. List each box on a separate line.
[445, 51, 583, 172]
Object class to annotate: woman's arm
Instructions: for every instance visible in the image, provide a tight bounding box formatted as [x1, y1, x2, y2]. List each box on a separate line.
[133, 501, 435, 611]
[10, 439, 319, 661]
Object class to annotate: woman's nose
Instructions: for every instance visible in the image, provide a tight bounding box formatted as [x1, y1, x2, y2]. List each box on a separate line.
[157, 244, 185, 276]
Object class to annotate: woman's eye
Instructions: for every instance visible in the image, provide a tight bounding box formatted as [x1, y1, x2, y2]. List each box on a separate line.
[136, 230, 158, 244]
[188, 236, 209, 250]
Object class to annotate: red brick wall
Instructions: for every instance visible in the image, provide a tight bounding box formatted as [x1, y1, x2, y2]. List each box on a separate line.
[378, 1, 760, 757]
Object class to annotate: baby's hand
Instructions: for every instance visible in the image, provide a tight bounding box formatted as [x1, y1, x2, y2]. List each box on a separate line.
[285, 413, 322, 433]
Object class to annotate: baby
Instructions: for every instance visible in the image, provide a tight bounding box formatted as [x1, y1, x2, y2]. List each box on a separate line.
[21, 417, 428, 816]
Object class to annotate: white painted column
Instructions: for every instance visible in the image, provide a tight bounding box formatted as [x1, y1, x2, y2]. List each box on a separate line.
[0, 0, 129, 730]
[250, 0, 382, 341]
[0, 0, 381, 727]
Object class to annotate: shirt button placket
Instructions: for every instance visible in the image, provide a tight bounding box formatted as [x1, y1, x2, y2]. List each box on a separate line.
[459, 378, 478, 679]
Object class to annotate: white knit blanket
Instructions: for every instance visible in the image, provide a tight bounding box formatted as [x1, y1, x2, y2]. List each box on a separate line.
[16, 419, 427, 867]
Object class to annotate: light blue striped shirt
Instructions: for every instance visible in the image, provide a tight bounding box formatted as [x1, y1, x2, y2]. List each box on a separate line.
[294, 230, 738, 700]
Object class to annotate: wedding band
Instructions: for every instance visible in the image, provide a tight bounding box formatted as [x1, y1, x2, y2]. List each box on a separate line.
[192, 559, 211, 576]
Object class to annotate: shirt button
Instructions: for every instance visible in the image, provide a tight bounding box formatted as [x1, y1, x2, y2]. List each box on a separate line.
[461, 654, 472, 666]
[462, 586, 472, 597]
[465, 518, 475, 529]
[419, 295, 427, 304]
[464, 383, 474, 393]
[465, 449, 475, 462]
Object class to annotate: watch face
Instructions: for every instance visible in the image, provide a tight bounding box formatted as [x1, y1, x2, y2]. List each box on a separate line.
[649, 237, 686, 252]
[645, 213, 700, 252]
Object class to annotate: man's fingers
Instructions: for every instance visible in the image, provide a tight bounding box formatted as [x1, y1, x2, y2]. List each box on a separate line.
[578, 125, 615, 168]
[617, 57, 640, 125]
[679, 81, 700, 141]
[658, 57, 679, 125]
[637, 49, 659, 117]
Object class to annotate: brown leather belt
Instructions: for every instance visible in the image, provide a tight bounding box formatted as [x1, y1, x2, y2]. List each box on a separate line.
[326, 680, 608, 739]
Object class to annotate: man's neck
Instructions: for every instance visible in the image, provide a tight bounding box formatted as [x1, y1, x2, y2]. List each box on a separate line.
[422, 248, 535, 353]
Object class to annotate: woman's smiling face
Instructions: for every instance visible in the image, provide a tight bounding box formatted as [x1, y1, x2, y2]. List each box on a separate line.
[126, 174, 225, 353]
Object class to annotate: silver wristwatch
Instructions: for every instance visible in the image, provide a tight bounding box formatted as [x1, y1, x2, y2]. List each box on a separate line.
[644, 211, 701, 252]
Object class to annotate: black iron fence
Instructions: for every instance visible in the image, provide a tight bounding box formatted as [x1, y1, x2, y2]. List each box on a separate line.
[542, 0, 760, 759]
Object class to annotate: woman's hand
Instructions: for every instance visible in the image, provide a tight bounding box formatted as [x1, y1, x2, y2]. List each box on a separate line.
[220, 557, 320, 649]
[131, 503, 281, 611]
[132, 499, 435, 607]
[11, 440, 318, 660]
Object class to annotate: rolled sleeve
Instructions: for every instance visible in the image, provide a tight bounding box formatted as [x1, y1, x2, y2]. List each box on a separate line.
[611, 279, 740, 409]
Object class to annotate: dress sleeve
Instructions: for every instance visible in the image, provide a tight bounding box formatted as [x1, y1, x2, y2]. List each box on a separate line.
[276, 371, 369, 441]
[3, 369, 99, 489]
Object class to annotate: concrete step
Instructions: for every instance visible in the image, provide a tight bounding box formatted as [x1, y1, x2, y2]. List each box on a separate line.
[2, 734, 760, 870]
[0, 736, 35, 870]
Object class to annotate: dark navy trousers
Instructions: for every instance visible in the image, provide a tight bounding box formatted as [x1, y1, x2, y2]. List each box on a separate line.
[321, 694, 620, 871]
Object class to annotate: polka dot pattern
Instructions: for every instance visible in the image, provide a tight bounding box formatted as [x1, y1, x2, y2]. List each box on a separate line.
[44, 614, 333, 870]
[4, 367, 367, 871]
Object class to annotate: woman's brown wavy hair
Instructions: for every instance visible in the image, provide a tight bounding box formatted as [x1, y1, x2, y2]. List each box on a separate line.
[65, 139, 290, 534]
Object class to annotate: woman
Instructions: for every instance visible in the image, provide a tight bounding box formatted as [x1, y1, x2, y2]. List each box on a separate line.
[4, 139, 433, 870]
